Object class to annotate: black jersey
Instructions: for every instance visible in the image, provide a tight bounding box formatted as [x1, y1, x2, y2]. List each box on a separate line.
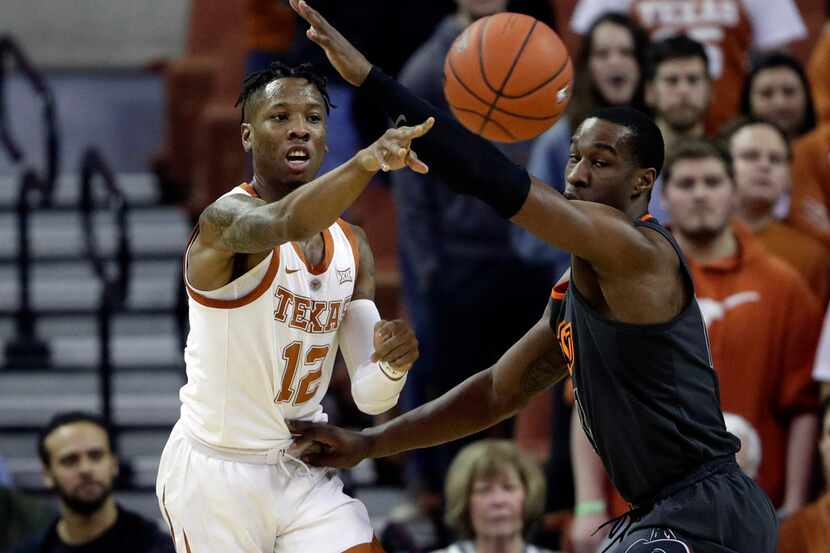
[550, 216, 739, 506]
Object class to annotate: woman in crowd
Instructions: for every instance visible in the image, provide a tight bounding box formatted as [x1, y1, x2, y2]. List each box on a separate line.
[513, 13, 649, 270]
[433, 440, 555, 553]
[740, 52, 817, 141]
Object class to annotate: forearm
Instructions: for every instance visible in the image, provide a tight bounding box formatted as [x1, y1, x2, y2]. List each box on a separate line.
[783, 412, 818, 509]
[364, 368, 518, 458]
[233, 156, 376, 252]
[361, 67, 530, 218]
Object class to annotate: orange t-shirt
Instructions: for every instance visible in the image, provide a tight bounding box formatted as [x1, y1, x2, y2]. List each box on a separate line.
[754, 221, 830, 307]
[778, 493, 830, 553]
[789, 126, 830, 246]
[808, 26, 830, 125]
[605, 222, 820, 516]
[687, 222, 820, 505]
[629, 0, 753, 133]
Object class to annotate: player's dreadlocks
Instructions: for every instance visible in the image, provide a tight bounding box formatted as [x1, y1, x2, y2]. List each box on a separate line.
[235, 61, 334, 123]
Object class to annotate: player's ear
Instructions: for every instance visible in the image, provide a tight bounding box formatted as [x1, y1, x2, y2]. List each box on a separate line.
[633, 168, 656, 198]
[241, 124, 253, 152]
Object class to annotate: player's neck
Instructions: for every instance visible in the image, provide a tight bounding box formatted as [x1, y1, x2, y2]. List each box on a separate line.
[675, 226, 737, 265]
[58, 498, 118, 545]
[473, 533, 524, 553]
[250, 175, 299, 204]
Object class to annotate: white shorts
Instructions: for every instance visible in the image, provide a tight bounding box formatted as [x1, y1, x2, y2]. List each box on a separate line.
[156, 422, 380, 553]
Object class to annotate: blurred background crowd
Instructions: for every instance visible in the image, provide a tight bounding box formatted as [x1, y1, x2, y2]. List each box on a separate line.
[2, 1, 830, 552]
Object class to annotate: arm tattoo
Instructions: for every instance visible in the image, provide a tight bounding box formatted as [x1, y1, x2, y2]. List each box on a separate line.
[201, 200, 278, 254]
[520, 349, 567, 396]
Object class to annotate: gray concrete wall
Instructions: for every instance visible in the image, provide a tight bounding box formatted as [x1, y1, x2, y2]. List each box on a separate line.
[2, 0, 189, 68]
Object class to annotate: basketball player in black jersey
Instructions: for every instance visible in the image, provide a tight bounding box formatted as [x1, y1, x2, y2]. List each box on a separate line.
[286, 2, 778, 551]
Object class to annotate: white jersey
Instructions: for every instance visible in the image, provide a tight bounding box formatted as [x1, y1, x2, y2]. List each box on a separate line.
[179, 183, 361, 452]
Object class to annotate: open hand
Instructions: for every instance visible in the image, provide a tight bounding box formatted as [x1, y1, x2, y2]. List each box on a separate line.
[371, 319, 419, 374]
[289, 0, 372, 86]
[358, 118, 434, 174]
[287, 420, 373, 468]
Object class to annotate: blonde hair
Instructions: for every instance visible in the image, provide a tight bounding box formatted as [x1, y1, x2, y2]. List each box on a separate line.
[444, 440, 546, 539]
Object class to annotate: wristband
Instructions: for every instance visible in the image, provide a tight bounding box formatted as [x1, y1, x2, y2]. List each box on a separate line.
[574, 500, 606, 517]
[378, 360, 407, 381]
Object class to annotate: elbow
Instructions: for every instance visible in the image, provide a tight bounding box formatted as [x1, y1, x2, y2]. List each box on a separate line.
[351, 380, 401, 415]
[354, 393, 400, 416]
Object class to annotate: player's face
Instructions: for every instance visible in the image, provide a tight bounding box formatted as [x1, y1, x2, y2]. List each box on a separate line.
[662, 157, 735, 240]
[565, 118, 643, 209]
[589, 22, 639, 105]
[730, 124, 789, 211]
[43, 422, 118, 515]
[468, 467, 526, 540]
[456, 0, 508, 19]
[750, 67, 807, 137]
[648, 57, 710, 133]
[244, 78, 327, 186]
[821, 407, 830, 484]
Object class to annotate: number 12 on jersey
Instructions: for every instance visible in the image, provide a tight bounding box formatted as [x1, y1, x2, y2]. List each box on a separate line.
[275, 341, 328, 406]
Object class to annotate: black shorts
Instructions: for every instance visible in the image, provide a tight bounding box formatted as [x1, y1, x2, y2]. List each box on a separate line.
[606, 458, 778, 553]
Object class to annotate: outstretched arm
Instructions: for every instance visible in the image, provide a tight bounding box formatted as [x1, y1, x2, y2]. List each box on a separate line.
[289, 0, 659, 275]
[198, 120, 433, 254]
[188, 119, 433, 289]
[289, 302, 568, 467]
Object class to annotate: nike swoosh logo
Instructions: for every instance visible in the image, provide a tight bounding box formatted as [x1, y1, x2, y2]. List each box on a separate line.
[286, 268, 300, 274]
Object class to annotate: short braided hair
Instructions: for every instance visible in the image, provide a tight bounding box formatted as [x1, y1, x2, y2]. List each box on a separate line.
[235, 61, 334, 123]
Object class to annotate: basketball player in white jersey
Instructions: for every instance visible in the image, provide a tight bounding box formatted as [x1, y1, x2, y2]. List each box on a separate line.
[155, 62, 433, 553]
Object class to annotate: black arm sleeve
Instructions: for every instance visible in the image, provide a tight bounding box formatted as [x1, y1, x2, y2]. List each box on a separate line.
[361, 66, 531, 219]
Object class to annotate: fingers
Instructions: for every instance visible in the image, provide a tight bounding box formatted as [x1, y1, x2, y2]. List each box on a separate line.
[371, 321, 417, 363]
[406, 149, 429, 174]
[398, 117, 434, 140]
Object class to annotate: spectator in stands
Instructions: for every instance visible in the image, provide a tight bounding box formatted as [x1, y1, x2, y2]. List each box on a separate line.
[13, 412, 173, 553]
[570, 139, 821, 551]
[661, 139, 820, 515]
[390, 0, 552, 512]
[723, 412, 762, 480]
[739, 53, 817, 141]
[777, 397, 830, 553]
[789, 127, 830, 247]
[569, 0, 807, 132]
[645, 35, 712, 220]
[433, 440, 556, 553]
[516, 12, 649, 269]
[723, 117, 830, 306]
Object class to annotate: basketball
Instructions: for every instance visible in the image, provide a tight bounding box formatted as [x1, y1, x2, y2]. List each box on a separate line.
[443, 13, 573, 143]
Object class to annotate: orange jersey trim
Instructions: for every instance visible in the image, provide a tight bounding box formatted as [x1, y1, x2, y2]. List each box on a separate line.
[551, 280, 570, 301]
[239, 181, 259, 197]
[343, 537, 386, 553]
[184, 227, 280, 309]
[639, 213, 654, 222]
[337, 219, 361, 277]
[291, 228, 334, 275]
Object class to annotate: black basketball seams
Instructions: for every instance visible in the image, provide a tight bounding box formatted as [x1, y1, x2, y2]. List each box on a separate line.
[447, 104, 518, 140]
[479, 19, 537, 134]
[498, 57, 571, 99]
[446, 61, 567, 120]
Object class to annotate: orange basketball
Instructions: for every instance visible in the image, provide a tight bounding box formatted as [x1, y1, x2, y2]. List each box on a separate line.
[443, 12, 573, 143]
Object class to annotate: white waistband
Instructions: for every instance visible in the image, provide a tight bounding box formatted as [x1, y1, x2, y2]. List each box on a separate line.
[180, 425, 295, 465]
